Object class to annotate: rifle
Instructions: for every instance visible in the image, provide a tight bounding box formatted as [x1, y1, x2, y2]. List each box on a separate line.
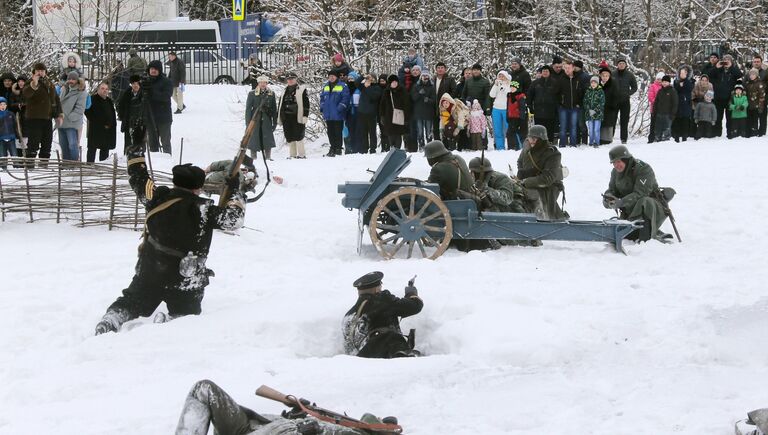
[218, 96, 270, 207]
[652, 187, 681, 242]
[255, 385, 403, 434]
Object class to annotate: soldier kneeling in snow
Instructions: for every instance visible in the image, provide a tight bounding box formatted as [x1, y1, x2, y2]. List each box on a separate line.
[175, 380, 395, 435]
[94, 155, 245, 335]
[342, 271, 423, 358]
[603, 145, 673, 242]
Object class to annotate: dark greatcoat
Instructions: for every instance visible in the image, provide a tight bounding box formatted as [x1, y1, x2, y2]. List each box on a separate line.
[245, 87, 277, 152]
[84, 94, 117, 150]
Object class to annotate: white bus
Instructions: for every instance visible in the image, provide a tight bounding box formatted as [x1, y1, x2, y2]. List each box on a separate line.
[84, 19, 222, 45]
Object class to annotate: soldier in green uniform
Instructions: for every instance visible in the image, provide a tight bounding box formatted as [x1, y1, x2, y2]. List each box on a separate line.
[603, 145, 671, 242]
[516, 125, 568, 220]
[204, 155, 258, 195]
[424, 140, 473, 200]
[464, 157, 527, 212]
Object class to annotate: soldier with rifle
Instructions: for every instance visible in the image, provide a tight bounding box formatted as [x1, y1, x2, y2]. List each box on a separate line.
[603, 145, 677, 243]
[342, 271, 423, 359]
[175, 380, 402, 434]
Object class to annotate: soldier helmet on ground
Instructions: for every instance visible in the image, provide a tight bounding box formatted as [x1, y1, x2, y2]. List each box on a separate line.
[608, 145, 632, 163]
[353, 271, 384, 291]
[469, 157, 493, 173]
[424, 140, 450, 160]
[527, 125, 548, 142]
[172, 164, 206, 190]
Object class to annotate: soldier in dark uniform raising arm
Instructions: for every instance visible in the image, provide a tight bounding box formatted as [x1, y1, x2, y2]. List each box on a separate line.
[94, 154, 246, 335]
[342, 271, 423, 358]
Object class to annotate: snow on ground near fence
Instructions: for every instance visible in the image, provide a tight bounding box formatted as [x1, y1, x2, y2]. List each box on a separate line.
[1, 85, 767, 434]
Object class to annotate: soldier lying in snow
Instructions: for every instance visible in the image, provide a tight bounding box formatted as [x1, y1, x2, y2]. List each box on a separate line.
[94, 157, 245, 335]
[342, 271, 423, 358]
[175, 380, 398, 435]
[204, 155, 258, 195]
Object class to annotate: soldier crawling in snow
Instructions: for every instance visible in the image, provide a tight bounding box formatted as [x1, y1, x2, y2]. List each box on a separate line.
[94, 152, 246, 335]
[342, 271, 423, 358]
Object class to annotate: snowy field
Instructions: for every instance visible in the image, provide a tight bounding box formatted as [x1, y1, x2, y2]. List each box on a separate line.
[2, 85, 767, 435]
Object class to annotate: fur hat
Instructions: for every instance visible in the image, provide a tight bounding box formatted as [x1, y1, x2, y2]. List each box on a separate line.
[66, 71, 80, 81]
[172, 164, 205, 190]
[1, 72, 16, 82]
[552, 55, 563, 65]
[129, 74, 142, 83]
[387, 74, 399, 84]
[147, 60, 163, 73]
[538, 65, 553, 74]
[661, 75, 671, 83]
[574, 60, 584, 69]
[378, 74, 388, 82]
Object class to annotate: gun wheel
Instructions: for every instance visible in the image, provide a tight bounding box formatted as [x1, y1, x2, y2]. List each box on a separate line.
[369, 187, 452, 260]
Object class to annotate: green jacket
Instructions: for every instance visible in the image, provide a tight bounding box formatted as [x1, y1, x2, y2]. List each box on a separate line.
[605, 157, 667, 238]
[582, 86, 605, 121]
[516, 140, 566, 220]
[476, 171, 526, 212]
[729, 93, 748, 119]
[428, 153, 473, 200]
[460, 76, 492, 112]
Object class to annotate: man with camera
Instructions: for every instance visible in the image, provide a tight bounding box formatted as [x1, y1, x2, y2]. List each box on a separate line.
[142, 60, 174, 154]
[708, 54, 743, 137]
[21, 63, 63, 163]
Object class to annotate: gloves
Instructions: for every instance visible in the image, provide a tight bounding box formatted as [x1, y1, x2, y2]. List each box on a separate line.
[404, 285, 418, 298]
[608, 198, 624, 209]
[589, 110, 596, 116]
[179, 83, 185, 92]
[95, 320, 117, 336]
[484, 108, 491, 116]
[602, 193, 617, 209]
[418, 89, 425, 95]
[424, 97, 430, 103]
[225, 175, 240, 192]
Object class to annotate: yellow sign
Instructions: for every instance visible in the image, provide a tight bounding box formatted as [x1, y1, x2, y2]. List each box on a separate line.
[233, 0, 244, 21]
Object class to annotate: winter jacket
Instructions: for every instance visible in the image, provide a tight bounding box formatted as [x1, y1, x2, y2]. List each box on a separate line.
[556, 74, 584, 109]
[745, 79, 766, 111]
[410, 78, 435, 120]
[653, 86, 678, 116]
[357, 82, 382, 115]
[709, 64, 743, 101]
[506, 91, 527, 120]
[729, 93, 748, 119]
[438, 93, 469, 136]
[428, 153, 473, 200]
[694, 100, 717, 124]
[611, 68, 638, 101]
[245, 87, 277, 152]
[647, 82, 662, 113]
[59, 52, 84, 81]
[330, 62, 353, 78]
[278, 84, 309, 142]
[692, 80, 713, 108]
[0, 110, 19, 141]
[166, 57, 186, 87]
[469, 110, 485, 134]
[582, 86, 605, 121]
[673, 77, 694, 118]
[143, 63, 174, 125]
[528, 76, 559, 118]
[0, 84, 13, 102]
[516, 140, 566, 220]
[397, 54, 425, 84]
[126, 54, 147, 75]
[320, 80, 350, 121]
[489, 81, 511, 110]
[379, 85, 410, 136]
[605, 157, 664, 227]
[509, 67, 532, 94]
[433, 74, 457, 103]
[460, 76, 492, 112]
[601, 77, 620, 126]
[84, 94, 117, 150]
[10, 83, 27, 135]
[59, 82, 88, 129]
[117, 89, 144, 132]
[23, 77, 62, 120]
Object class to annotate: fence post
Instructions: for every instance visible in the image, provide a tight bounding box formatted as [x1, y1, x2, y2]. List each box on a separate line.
[79, 160, 85, 226]
[56, 151, 62, 223]
[23, 165, 33, 223]
[109, 154, 118, 230]
[134, 195, 139, 231]
[0, 167, 5, 222]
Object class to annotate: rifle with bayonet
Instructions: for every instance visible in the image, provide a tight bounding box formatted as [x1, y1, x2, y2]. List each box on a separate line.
[255, 385, 403, 433]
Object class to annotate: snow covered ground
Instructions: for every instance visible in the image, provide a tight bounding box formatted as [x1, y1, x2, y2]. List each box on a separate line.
[2, 85, 767, 434]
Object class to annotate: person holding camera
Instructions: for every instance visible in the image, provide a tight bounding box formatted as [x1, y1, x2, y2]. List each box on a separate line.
[708, 54, 743, 137]
[22, 63, 63, 164]
[142, 60, 174, 154]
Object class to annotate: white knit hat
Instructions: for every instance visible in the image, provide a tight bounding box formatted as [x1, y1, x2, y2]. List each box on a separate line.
[655, 72, 664, 80]
[497, 70, 512, 81]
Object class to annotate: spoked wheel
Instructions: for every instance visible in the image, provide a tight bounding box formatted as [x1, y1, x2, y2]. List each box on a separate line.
[369, 187, 452, 260]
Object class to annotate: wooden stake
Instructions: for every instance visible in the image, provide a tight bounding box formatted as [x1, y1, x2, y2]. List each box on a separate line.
[23, 165, 33, 223]
[108, 154, 118, 230]
[179, 137, 184, 165]
[79, 159, 85, 225]
[56, 151, 62, 223]
[0, 166, 5, 222]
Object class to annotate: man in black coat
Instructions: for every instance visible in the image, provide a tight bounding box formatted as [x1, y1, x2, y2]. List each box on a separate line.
[143, 60, 174, 154]
[342, 271, 423, 358]
[94, 156, 246, 335]
[573, 60, 592, 144]
[411, 71, 436, 150]
[166, 51, 187, 114]
[527, 65, 559, 142]
[117, 75, 145, 156]
[708, 54, 743, 137]
[84, 82, 116, 162]
[357, 73, 383, 153]
[508, 57, 532, 94]
[432, 62, 457, 139]
[611, 58, 638, 144]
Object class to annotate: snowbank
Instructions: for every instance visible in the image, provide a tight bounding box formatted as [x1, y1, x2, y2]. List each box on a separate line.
[1, 85, 766, 434]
